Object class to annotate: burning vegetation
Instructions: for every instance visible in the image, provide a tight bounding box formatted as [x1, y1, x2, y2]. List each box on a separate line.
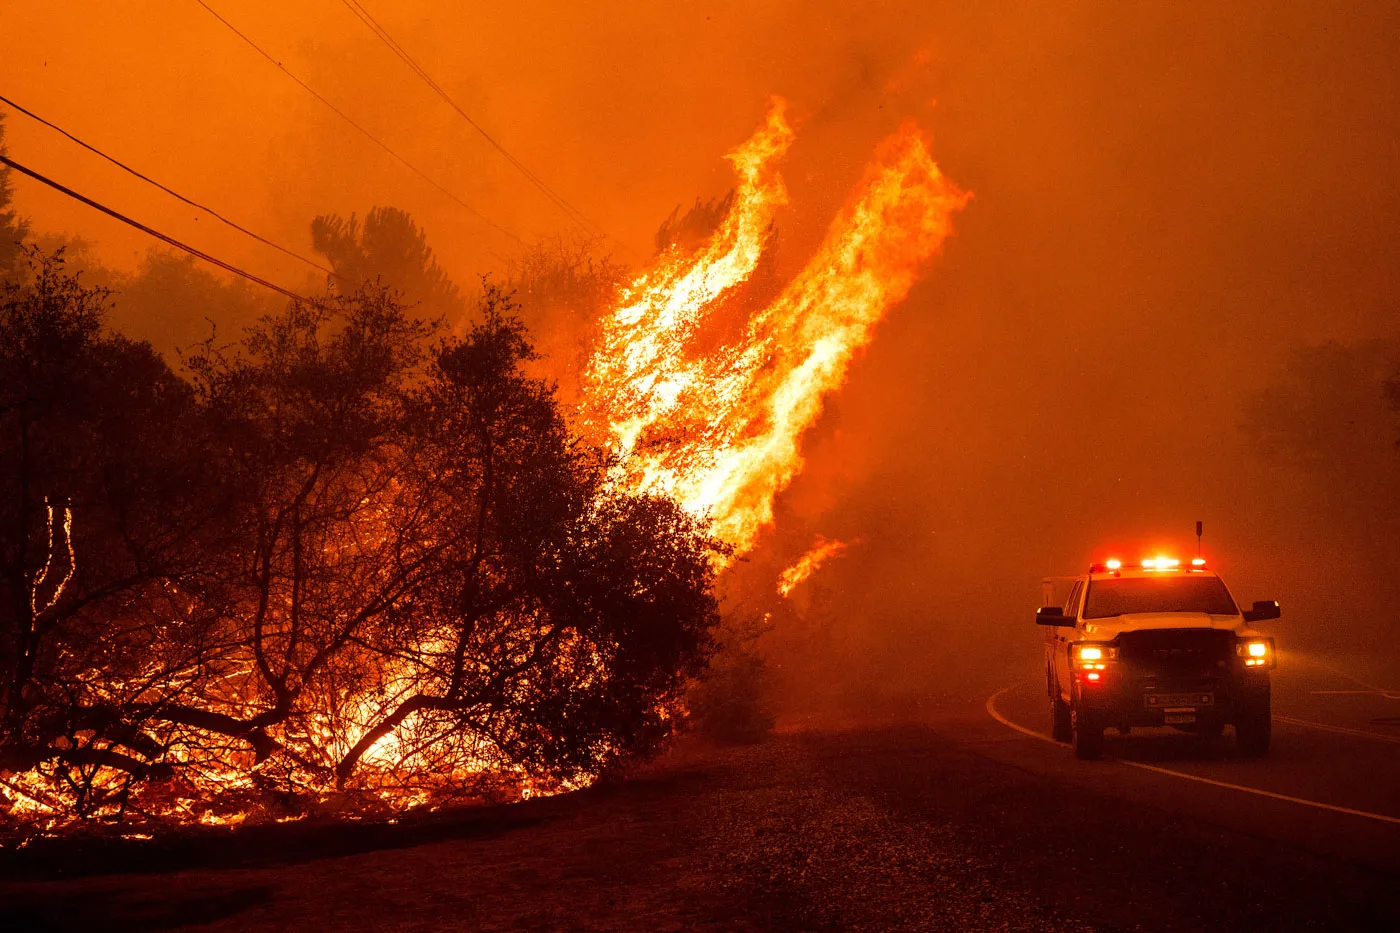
[582, 99, 969, 560]
[0, 259, 720, 835]
[0, 101, 964, 838]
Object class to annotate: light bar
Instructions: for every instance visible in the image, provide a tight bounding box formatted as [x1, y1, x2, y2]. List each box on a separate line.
[1090, 555, 1208, 573]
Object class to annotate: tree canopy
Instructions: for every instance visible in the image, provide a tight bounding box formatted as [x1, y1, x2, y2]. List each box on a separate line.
[312, 206, 466, 322]
[0, 252, 720, 832]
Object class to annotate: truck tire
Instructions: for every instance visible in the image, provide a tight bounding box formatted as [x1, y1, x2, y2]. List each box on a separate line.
[1072, 700, 1104, 760]
[1050, 691, 1072, 743]
[1236, 712, 1271, 757]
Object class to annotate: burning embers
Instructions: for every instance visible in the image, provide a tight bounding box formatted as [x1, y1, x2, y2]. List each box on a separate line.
[582, 98, 969, 561]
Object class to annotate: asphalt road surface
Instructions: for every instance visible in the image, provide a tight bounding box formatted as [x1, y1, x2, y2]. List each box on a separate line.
[3, 650, 1397, 932]
[981, 649, 1400, 878]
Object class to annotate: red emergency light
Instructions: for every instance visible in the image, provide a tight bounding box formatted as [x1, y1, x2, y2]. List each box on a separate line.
[1089, 556, 1208, 574]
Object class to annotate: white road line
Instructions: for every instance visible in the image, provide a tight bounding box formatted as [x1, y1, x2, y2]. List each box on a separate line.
[1275, 714, 1400, 745]
[1309, 690, 1400, 700]
[985, 686, 1052, 742]
[985, 685, 1400, 827]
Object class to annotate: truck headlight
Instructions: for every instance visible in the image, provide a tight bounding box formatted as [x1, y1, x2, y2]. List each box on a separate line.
[1073, 643, 1117, 670]
[1235, 639, 1275, 668]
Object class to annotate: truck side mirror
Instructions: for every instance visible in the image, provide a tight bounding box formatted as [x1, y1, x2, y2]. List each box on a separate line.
[1242, 600, 1281, 623]
[1036, 606, 1074, 626]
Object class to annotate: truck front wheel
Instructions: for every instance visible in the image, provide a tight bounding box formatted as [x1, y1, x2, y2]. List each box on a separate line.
[1051, 691, 1072, 743]
[1072, 698, 1104, 760]
[1236, 711, 1271, 757]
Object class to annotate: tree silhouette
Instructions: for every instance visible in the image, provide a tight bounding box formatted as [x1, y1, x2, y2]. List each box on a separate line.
[1241, 338, 1400, 628]
[1241, 340, 1400, 479]
[654, 193, 735, 254]
[505, 235, 624, 405]
[109, 250, 280, 359]
[0, 259, 720, 830]
[311, 206, 465, 322]
[0, 248, 222, 815]
[0, 116, 31, 279]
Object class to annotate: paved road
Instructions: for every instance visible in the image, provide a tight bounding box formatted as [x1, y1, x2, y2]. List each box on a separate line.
[977, 649, 1400, 876]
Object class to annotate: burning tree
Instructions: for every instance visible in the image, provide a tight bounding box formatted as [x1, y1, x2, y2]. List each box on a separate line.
[0, 254, 720, 832]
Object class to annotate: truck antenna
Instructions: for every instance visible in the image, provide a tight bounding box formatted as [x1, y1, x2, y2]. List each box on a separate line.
[1195, 520, 1203, 556]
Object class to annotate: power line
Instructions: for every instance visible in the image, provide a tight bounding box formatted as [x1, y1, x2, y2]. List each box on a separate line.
[1, 153, 311, 302]
[337, 0, 601, 238]
[0, 92, 342, 281]
[191, 0, 524, 247]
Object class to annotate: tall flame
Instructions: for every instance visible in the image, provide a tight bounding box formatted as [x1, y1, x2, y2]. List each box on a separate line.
[584, 99, 969, 558]
[778, 537, 850, 597]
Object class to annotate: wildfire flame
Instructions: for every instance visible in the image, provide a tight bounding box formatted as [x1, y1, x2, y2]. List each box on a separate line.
[777, 537, 850, 597]
[1, 100, 969, 837]
[583, 98, 969, 558]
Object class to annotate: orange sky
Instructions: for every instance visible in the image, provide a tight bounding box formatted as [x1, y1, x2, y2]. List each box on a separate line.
[3, 1, 960, 281]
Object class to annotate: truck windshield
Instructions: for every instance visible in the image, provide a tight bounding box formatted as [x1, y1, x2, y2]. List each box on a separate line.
[1083, 576, 1237, 619]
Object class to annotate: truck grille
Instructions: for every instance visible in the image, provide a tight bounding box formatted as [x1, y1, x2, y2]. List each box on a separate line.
[1117, 628, 1232, 685]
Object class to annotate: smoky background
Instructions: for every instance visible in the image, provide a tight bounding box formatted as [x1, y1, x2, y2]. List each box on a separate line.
[4, 1, 1399, 713]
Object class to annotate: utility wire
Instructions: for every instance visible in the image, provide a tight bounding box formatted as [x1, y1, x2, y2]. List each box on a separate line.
[0, 93, 342, 281]
[192, 0, 524, 247]
[336, 0, 602, 238]
[1, 154, 311, 302]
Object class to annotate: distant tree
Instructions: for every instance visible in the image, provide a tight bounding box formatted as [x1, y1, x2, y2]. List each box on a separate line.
[1386, 365, 1400, 446]
[1241, 340, 1400, 482]
[508, 235, 623, 319]
[108, 250, 280, 359]
[0, 116, 31, 279]
[14, 237, 281, 363]
[654, 193, 735, 254]
[311, 206, 465, 321]
[1240, 339, 1400, 608]
[686, 610, 775, 744]
[505, 235, 624, 405]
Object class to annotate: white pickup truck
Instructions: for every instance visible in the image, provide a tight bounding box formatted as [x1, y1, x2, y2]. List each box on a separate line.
[1036, 558, 1279, 760]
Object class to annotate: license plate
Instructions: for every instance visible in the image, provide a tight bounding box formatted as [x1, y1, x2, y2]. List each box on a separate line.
[1145, 692, 1214, 708]
[1164, 710, 1196, 724]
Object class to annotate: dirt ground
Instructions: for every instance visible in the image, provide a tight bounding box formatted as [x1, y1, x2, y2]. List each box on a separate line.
[3, 719, 1398, 932]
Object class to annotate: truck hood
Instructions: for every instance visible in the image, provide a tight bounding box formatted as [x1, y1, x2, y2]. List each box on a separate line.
[1081, 613, 1249, 638]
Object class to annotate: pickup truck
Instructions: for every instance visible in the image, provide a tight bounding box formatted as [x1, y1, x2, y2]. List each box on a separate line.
[1037, 558, 1279, 759]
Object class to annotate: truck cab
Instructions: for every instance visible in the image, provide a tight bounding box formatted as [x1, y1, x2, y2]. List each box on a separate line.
[1037, 557, 1279, 759]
